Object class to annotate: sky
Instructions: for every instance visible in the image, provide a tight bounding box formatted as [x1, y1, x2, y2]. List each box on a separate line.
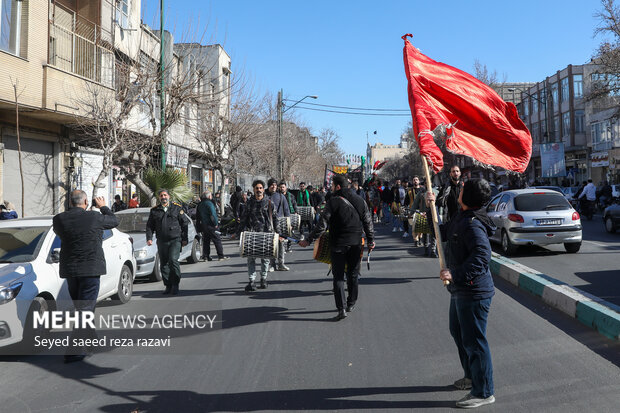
[142, 0, 605, 156]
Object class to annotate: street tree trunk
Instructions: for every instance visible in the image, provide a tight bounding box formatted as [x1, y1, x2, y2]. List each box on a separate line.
[12, 83, 25, 217]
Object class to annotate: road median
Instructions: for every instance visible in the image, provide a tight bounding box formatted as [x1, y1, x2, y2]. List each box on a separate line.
[490, 253, 620, 341]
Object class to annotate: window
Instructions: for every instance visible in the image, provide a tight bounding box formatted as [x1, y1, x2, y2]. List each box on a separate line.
[497, 194, 510, 211]
[486, 195, 501, 212]
[562, 112, 570, 136]
[574, 110, 585, 133]
[573, 75, 583, 98]
[551, 83, 558, 111]
[532, 93, 538, 113]
[553, 115, 559, 140]
[524, 98, 529, 116]
[561, 77, 569, 102]
[116, 0, 130, 29]
[0, 0, 22, 55]
[591, 120, 611, 145]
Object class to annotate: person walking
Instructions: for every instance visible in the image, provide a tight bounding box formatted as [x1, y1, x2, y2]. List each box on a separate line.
[279, 180, 298, 252]
[52, 190, 118, 363]
[235, 180, 279, 291]
[128, 193, 140, 208]
[432, 179, 496, 409]
[146, 189, 189, 295]
[196, 191, 229, 262]
[266, 178, 290, 271]
[437, 165, 464, 223]
[297, 181, 313, 234]
[412, 185, 439, 257]
[299, 174, 375, 320]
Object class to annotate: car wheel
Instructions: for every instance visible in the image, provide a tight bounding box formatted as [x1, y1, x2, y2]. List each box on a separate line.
[605, 217, 616, 233]
[23, 296, 52, 347]
[564, 242, 581, 253]
[501, 230, 517, 256]
[149, 254, 163, 282]
[112, 264, 133, 304]
[187, 238, 201, 263]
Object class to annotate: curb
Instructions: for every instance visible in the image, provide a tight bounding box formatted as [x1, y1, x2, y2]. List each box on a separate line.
[490, 253, 620, 341]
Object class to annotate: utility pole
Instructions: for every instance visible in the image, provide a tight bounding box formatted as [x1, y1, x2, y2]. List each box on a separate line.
[159, 0, 166, 170]
[277, 89, 283, 178]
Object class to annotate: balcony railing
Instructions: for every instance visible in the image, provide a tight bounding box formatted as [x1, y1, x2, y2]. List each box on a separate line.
[48, 3, 114, 88]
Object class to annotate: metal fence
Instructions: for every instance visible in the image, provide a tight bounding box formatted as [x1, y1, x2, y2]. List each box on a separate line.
[48, 3, 114, 88]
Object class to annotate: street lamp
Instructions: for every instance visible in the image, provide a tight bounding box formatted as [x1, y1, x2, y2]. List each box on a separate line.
[509, 87, 550, 143]
[277, 90, 318, 178]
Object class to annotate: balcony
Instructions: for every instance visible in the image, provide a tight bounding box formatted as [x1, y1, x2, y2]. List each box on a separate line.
[48, 3, 114, 88]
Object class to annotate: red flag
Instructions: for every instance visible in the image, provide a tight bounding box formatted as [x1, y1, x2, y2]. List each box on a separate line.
[402, 34, 532, 173]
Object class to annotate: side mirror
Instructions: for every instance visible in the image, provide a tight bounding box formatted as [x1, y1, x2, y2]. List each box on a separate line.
[50, 248, 61, 263]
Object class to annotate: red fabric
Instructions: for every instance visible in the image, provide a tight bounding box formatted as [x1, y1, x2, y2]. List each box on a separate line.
[402, 35, 532, 173]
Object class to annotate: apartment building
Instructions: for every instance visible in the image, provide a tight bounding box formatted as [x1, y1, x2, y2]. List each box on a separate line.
[0, 0, 231, 215]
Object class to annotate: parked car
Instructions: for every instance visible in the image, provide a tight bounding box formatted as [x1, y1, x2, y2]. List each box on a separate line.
[0, 217, 136, 348]
[532, 185, 564, 194]
[603, 202, 620, 233]
[115, 208, 202, 282]
[485, 189, 582, 255]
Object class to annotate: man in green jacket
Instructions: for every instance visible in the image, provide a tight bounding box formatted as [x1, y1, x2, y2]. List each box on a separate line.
[297, 181, 313, 233]
[196, 191, 229, 262]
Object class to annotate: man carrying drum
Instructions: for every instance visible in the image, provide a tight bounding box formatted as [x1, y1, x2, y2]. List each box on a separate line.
[299, 174, 375, 321]
[234, 180, 280, 292]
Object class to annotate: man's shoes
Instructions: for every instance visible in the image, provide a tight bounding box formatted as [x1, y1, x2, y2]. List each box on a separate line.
[200, 255, 207, 262]
[269, 267, 275, 272]
[276, 265, 290, 271]
[455, 394, 495, 409]
[399, 227, 404, 232]
[218, 256, 230, 261]
[334, 309, 347, 321]
[259, 279, 268, 289]
[171, 285, 179, 295]
[245, 281, 256, 292]
[206, 256, 213, 261]
[392, 227, 397, 232]
[163, 285, 172, 295]
[453, 377, 472, 390]
[63, 354, 87, 364]
[402, 232, 409, 238]
[346, 304, 355, 312]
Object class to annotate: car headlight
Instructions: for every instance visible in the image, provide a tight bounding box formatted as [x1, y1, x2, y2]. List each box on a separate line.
[0, 282, 23, 305]
[134, 249, 148, 259]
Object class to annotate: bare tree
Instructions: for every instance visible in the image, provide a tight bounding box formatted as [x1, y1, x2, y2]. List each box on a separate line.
[317, 127, 344, 168]
[473, 59, 506, 88]
[590, 0, 620, 100]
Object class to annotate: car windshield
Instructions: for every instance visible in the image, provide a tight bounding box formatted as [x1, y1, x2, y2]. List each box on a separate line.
[0, 226, 50, 263]
[117, 212, 150, 233]
[514, 194, 571, 212]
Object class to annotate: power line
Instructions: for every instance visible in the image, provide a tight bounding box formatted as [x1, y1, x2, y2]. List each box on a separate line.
[283, 99, 409, 112]
[292, 105, 410, 116]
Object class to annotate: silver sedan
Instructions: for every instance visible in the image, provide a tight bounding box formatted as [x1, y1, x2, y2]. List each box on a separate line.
[115, 208, 202, 282]
[485, 188, 582, 255]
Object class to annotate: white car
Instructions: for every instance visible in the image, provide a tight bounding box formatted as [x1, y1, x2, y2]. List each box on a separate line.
[0, 217, 136, 348]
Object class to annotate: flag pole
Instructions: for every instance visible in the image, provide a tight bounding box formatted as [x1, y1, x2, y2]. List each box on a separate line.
[421, 156, 449, 286]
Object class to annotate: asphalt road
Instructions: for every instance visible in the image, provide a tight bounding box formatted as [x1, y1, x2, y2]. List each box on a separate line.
[493, 213, 620, 307]
[1, 225, 619, 412]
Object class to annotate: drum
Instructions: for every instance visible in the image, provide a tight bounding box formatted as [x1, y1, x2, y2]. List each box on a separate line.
[276, 216, 292, 237]
[410, 212, 431, 234]
[298, 206, 315, 222]
[289, 213, 301, 232]
[313, 231, 331, 264]
[239, 231, 279, 259]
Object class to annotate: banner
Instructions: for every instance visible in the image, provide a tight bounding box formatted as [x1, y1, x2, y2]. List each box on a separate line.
[540, 143, 566, 178]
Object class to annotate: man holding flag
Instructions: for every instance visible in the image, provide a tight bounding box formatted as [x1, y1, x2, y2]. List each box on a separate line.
[402, 34, 531, 409]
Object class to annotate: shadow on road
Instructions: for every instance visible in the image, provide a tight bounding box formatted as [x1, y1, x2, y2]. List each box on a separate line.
[573, 270, 620, 308]
[96, 385, 456, 412]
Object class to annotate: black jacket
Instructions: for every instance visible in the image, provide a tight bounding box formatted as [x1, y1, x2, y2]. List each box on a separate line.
[146, 202, 189, 243]
[237, 196, 279, 235]
[438, 180, 463, 221]
[310, 188, 374, 248]
[52, 206, 119, 278]
[443, 209, 496, 299]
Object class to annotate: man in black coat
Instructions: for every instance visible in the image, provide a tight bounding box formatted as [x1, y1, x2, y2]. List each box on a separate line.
[299, 174, 375, 320]
[52, 190, 119, 363]
[437, 165, 464, 223]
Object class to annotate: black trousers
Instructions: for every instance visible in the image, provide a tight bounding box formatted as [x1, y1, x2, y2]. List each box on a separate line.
[66, 276, 100, 353]
[330, 244, 362, 310]
[202, 226, 224, 258]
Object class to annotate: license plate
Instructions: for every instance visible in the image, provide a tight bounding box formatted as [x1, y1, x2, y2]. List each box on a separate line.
[536, 219, 563, 226]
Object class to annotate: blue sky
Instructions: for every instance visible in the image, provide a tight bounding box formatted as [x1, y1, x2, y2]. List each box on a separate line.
[142, 0, 604, 155]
